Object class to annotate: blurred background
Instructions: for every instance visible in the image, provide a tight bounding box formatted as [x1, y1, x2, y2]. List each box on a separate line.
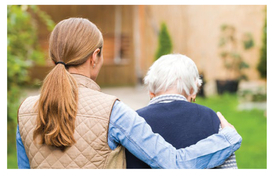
[7, 5, 267, 169]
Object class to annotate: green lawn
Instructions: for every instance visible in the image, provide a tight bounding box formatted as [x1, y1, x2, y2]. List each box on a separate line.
[197, 93, 267, 169]
[8, 152, 18, 169]
[8, 93, 266, 169]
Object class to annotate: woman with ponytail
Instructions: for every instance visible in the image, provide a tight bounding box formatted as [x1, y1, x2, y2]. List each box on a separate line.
[16, 18, 242, 169]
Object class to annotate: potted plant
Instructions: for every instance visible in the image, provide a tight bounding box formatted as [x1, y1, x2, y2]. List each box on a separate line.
[216, 24, 254, 94]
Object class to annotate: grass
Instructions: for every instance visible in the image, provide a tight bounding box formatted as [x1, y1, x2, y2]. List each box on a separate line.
[8, 152, 18, 169]
[8, 93, 266, 169]
[7, 119, 18, 169]
[197, 93, 267, 169]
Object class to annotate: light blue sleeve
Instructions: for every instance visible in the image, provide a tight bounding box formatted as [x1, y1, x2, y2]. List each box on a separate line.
[214, 126, 238, 169]
[16, 125, 30, 169]
[108, 100, 242, 169]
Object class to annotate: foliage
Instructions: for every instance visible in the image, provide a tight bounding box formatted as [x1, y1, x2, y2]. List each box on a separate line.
[155, 22, 173, 61]
[218, 24, 254, 81]
[197, 94, 266, 169]
[257, 11, 267, 79]
[7, 5, 54, 161]
[238, 87, 266, 102]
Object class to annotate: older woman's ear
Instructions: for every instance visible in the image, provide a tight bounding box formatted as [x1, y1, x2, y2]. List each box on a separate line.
[187, 89, 197, 102]
[149, 92, 155, 100]
[186, 95, 194, 102]
[191, 94, 196, 102]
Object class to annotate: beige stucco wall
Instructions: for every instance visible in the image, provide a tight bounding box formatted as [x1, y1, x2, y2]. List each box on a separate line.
[140, 5, 188, 74]
[141, 5, 266, 82]
[33, 5, 265, 87]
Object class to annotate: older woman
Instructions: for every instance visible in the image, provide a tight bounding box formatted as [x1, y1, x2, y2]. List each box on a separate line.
[126, 54, 238, 169]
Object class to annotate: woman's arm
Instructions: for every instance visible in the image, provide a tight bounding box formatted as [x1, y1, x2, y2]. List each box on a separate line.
[214, 153, 238, 169]
[108, 100, 242, 169]
[16, 125, 30, 169]
[214, 125, 238, 169]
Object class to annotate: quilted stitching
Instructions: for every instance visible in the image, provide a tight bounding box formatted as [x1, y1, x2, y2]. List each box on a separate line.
[18, 74, 125, 169]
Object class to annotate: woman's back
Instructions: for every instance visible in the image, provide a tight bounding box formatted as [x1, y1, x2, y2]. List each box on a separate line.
[18, 74, 125, 168]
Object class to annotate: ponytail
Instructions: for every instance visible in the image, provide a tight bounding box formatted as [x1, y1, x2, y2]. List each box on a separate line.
[33, 17, 103, 149]
[33, 64, 78, 149]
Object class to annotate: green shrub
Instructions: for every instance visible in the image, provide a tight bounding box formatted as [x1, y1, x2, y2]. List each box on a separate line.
[257, 9, 267, 79]
[7, 5, 54, 168]
[155, 22, 173, 61]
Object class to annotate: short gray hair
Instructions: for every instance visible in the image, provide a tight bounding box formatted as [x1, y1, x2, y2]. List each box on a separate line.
[144, 54, 202, 96]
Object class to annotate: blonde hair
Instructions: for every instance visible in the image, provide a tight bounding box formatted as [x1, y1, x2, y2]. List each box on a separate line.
[144, 54, 202, 96]
[33, 18, 103, 149]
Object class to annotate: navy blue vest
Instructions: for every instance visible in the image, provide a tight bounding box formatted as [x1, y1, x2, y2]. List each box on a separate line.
[125, 100, 220, 168]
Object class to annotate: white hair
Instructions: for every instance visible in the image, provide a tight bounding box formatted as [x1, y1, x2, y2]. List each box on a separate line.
[144, 54, 202, 96]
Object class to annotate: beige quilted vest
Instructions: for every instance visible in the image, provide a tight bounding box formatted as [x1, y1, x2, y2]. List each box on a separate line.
[18, 74, 126, 169]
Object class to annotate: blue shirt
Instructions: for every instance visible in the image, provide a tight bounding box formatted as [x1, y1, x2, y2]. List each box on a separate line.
[17, 100, 242, 169]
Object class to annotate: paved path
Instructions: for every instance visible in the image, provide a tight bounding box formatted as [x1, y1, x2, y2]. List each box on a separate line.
[23, 86, 150, 111]
[102, 86, 150, 110]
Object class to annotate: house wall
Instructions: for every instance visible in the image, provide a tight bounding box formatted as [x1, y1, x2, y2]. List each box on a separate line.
[185, 5, 265, 82]
[32, 5, 136, 86]
[140, 5, 266, 83]
[30, 5, 266, 88]
[139, 5, 188, 75]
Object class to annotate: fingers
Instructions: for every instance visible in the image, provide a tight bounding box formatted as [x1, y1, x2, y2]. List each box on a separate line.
[217, 112, 227, 124]
[217, 111, 235, 130]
